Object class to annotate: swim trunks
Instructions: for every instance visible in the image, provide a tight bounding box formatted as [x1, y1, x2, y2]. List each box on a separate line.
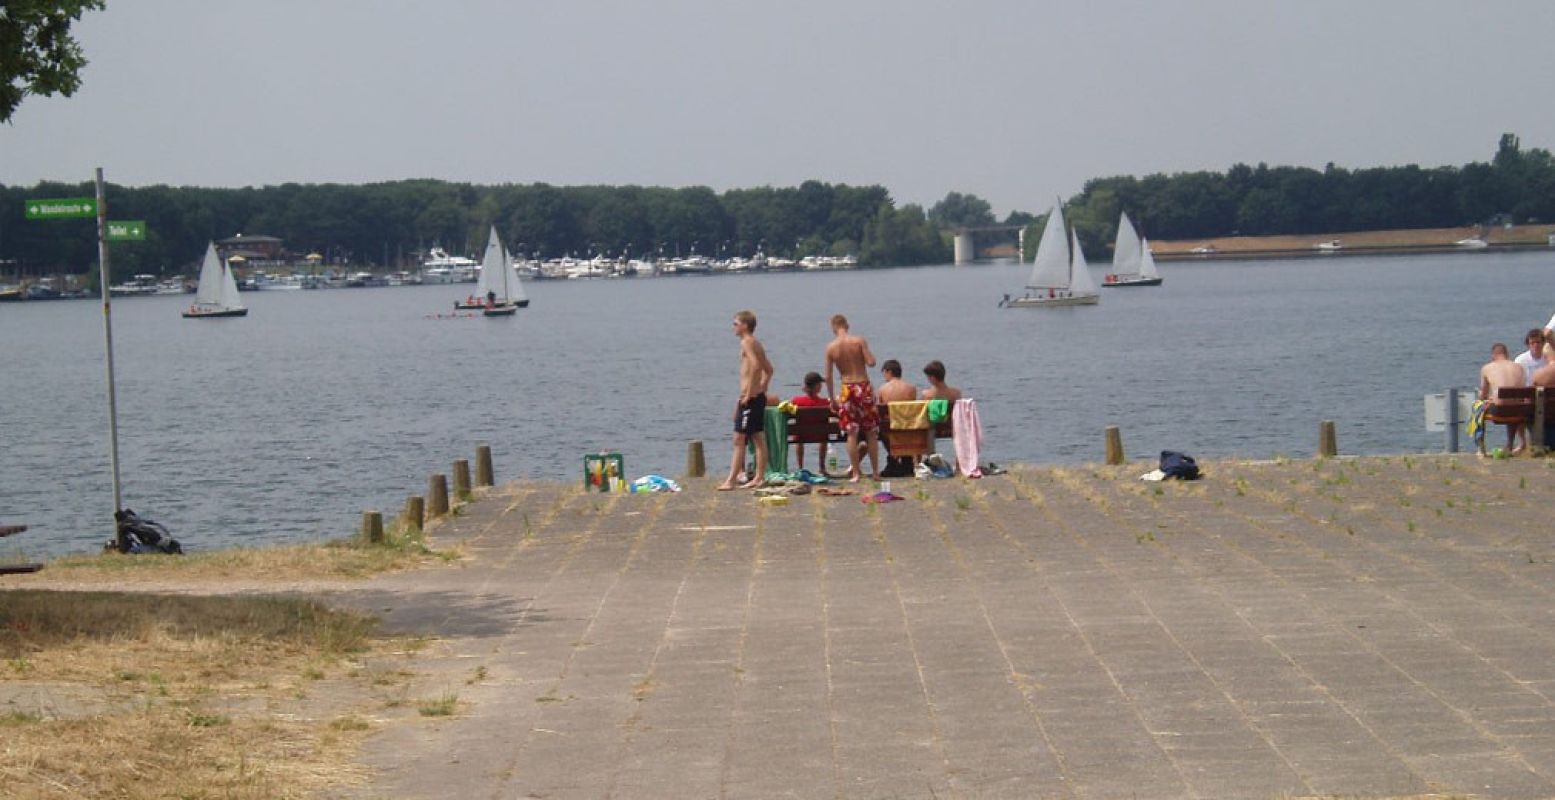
[837, 380, 878, 434]
[734, 394, 768, 435]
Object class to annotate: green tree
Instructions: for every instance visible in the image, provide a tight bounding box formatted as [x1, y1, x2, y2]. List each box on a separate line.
[928, 192, 995, 228]
[0, 0, 104, 122]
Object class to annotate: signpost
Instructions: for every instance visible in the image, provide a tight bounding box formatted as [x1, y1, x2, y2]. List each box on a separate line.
[24, 174, 127, 548]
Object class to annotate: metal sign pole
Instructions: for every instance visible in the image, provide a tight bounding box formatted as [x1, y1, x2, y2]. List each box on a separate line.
[94, 168, 125, 548]
[1445, 387, 1460, 453]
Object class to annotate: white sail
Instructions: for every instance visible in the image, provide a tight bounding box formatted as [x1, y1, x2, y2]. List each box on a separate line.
[1112, 212, 1142, 275]
[190, 241, 245, 312]
[476, 226, 511, 303]
[1069, 229, 1098, 296]
[193, 243, 224, 306]
[1025, 201, 1070, 289]
[1139, 237, 1160, 280]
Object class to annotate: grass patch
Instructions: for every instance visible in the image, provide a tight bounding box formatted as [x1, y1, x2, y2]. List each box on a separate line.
[417, 691, 459, 717]
[39, 522, 456, 583]
[0, 589, 393, 798]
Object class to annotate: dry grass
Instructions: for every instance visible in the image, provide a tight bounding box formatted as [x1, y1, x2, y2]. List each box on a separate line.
[20, 520, 458, 588]
[0, 522, 454, 798]
[0, 589, 395, 798]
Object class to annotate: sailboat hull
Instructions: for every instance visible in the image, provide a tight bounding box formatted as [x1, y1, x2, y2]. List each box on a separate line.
[482, 304, 518, 317]
[1102, 276, 1163, 287]
[1002, 293, 1099, 308]
[182, 307, 249, 318]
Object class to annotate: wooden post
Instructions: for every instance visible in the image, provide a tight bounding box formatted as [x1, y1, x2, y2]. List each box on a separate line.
[428, 474, 449, 517]
[687, 440, 706, 477]
[1318, 420, 1338, 458]
[362, 511, 384, 545]
[404, 495, 425, 530]
[1104, 426, 1124, 466]
[475, 444, 494, 487]
[453, 459, 472, 499]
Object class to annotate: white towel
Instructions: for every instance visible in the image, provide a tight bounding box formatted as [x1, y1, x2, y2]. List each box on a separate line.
[951, 398, 983, 476]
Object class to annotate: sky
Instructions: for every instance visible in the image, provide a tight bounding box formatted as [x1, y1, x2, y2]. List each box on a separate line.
[3, 0, 1554, 217]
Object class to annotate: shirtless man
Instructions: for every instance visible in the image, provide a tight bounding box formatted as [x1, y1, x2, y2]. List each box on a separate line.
[877, 359, 917, 404]
[921, 360, 963, 406]
[1479, 342, 1528, 456]
[824, 314, 880, 482]
[877, 359, 918, 478]
[1533, 336, 1555, 449]
[719, 309, 774, 490]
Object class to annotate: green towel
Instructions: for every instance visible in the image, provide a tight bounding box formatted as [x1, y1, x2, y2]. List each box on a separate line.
[747, 407, 790, 474]
[927, 397, 950, 424]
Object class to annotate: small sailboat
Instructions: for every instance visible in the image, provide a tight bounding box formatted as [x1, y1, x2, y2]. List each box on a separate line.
[181, 243, 248, 318]
[1000, 201, 1099, 308]
[1103, 212, 1163, 287]
[471, 226, 528, 316]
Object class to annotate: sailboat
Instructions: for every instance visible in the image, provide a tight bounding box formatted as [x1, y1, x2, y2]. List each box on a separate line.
[1103, 212, 1163, 287]
[471, 226, 528, 316]
[181, 242, 248, 318]
[1001, 201, 1099, 308]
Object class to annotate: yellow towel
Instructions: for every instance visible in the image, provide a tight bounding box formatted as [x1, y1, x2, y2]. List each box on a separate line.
[888, 401, 930, 430]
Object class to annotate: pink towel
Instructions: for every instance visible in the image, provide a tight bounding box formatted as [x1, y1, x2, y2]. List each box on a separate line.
[952, 398, 982, 476]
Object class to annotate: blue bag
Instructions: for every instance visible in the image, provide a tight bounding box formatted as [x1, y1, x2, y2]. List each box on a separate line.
[1159, 451, 1200, 481]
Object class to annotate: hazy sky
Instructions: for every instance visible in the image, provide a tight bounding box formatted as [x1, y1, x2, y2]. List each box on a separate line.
[3, 0, 1552, 216]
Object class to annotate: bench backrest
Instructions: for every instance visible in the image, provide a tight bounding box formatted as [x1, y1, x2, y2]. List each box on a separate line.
[877, 403, 955, 438]
[788, 406, 842, 444]
[1488, 386, 1537, 422]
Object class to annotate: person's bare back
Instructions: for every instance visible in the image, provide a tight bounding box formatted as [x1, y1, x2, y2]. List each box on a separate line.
[825, 334, 874, 388]
[1481, 358, 1524, 401]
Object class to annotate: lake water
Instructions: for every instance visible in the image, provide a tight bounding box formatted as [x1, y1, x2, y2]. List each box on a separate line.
[3, 251, 1552, 559]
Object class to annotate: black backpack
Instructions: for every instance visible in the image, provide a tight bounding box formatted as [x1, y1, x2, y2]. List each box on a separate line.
[112, 509, 184, 554]
[1159, 451, 1201, 481]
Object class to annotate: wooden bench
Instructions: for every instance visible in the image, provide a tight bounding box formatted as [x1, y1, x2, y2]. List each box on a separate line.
[1484, 387, 1555, 453]
[786, 406, 846, 448]
[878, 402, 954, 461]
[0, 523, 43, 575]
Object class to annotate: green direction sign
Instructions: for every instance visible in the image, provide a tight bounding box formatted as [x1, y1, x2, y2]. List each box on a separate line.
[25, 197, 97, 219]
[106, 220, 146, 241]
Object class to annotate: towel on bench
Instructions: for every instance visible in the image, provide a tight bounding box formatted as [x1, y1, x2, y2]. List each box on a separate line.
[888, 401, 930, 430]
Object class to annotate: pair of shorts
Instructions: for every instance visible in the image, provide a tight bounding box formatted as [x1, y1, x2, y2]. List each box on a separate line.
[735, 394, 767, 434]
[838, 380, 879, 433]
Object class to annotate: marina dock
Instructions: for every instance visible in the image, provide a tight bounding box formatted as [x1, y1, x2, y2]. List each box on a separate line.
[340, 454, 1555, 798]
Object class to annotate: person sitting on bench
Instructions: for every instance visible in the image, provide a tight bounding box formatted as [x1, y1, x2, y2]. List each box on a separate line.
[877, 359, 918, 477]
[790, 371, 831, 471]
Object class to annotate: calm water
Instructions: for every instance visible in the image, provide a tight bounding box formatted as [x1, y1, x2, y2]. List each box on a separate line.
[3, 251, 1552, 558]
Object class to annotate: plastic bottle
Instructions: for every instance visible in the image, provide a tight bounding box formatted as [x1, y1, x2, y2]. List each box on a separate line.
[827, 454, 838, 473]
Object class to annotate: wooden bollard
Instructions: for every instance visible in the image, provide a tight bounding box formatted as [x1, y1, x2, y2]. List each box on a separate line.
[687, 440, 706, 478]
[404, 495, 425, 530]
[1318, 420, 1338, 458]
[362, 511, 384, 545]
[1104, 426, 1125, 466]
[453, 459, 472, 499]
[428, 474, 450, 517]
[475, 444, 494, 487]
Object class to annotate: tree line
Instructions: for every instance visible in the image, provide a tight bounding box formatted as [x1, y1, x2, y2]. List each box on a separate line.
[2, 134, 1548, 280]
[0, 179, 952, 280]
[929, 133, 1555, 254]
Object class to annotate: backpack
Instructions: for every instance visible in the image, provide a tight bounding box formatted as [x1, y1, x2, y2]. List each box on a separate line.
[111, 509, 184, 554]
[1159, 451, 1201, 481]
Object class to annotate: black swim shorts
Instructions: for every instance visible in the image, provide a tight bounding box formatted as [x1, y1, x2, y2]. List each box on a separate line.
[735, 394, 767, 434]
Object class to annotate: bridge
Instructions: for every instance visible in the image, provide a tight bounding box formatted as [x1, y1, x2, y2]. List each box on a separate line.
[949, 224, 1027, 265]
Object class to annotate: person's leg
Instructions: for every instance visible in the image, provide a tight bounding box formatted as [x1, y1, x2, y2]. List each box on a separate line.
[864, 428, 881, 480]
[846, 430, 862, 482]
[794, 443, 806, 471]
[818, 442, 828, 474]
[743, 435, 769, 488]
[719, 432, 747, 490]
